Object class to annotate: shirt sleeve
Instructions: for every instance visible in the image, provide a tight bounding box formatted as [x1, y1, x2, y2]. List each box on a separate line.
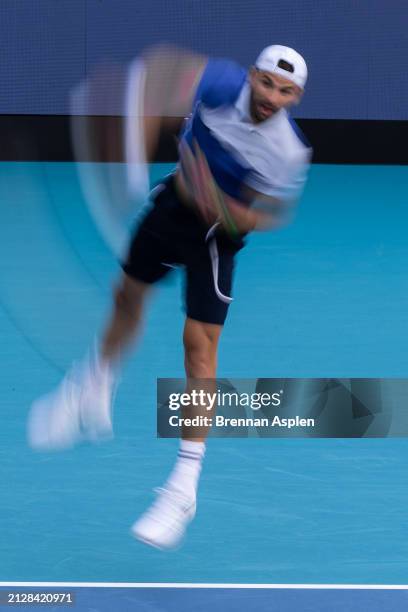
[194, 59, 247, 109]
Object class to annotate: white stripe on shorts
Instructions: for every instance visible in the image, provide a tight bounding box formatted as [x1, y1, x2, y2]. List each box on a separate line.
[205, 223, 233, 305]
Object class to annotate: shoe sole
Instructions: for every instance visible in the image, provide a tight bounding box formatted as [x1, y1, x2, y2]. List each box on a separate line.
[130, 506, 196, 551]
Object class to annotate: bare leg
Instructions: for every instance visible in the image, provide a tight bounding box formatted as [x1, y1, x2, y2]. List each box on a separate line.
[163, 319, 222, 493]
[182, 317, 222, 442]
[100, 273, 151, 366]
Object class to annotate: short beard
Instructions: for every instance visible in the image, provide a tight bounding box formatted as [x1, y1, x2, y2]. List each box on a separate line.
[249, 93, 263, 123]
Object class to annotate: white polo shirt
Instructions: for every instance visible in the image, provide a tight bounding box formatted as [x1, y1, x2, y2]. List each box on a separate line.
[199, 81, 312, 202]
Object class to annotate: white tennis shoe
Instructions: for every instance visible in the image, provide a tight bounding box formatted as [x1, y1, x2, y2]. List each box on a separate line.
[27, 355, 115, 451]
[131, 487, 197, 550]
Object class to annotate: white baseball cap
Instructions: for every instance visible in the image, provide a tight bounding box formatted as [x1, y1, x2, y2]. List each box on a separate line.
[255, 45, 308, 89]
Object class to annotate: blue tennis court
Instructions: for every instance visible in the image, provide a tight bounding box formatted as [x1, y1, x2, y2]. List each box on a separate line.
[0, 162, 407, 606]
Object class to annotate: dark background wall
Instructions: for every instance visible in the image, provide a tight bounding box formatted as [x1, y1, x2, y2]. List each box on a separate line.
[1, 0, 407, 119]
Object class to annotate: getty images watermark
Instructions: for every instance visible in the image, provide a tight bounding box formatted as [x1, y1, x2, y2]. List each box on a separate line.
[157, 378, 395, 438]
[166, 388, 314, 430]
[157, 379, 316, 438]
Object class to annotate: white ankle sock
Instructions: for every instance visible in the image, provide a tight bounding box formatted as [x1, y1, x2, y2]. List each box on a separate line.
[166, 440, 206, 497]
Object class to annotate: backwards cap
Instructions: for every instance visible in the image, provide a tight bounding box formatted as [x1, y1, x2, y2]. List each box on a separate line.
[255, 45, 307, 89]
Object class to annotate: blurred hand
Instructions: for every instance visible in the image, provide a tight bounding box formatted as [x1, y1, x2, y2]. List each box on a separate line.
[179, 139, 287, 235]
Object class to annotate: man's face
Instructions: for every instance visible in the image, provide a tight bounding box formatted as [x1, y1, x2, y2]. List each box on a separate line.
[249, 67, 302, 122]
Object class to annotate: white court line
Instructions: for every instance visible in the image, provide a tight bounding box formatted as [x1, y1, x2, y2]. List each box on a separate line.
[0, 583, 407, 590]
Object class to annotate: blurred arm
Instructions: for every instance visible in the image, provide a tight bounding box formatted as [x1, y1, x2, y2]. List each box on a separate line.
[141, 46, 208, 160]
[178, 139, 296, 235]
[225, 192, 295, 233]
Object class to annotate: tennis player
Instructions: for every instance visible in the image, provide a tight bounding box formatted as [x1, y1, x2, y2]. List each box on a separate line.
[28, 45, 312, 549]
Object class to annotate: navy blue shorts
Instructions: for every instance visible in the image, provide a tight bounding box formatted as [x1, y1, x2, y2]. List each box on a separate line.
[121, 175, 245, 325]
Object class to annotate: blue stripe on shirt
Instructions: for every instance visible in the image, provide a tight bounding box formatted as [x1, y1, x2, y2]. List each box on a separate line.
[182, 111, 252, 203]
[180, 58, 251, 202]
